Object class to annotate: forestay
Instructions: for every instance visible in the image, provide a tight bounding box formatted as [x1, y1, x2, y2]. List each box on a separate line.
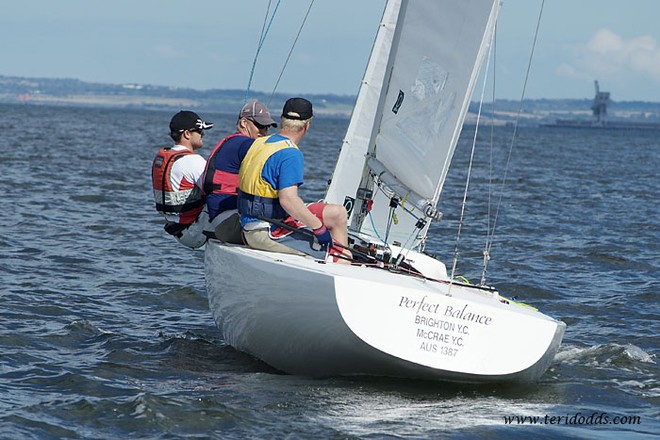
[325, 0, 500, 249]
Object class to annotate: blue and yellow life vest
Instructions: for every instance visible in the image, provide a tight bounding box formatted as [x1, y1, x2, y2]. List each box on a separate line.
[237, 135, 298, 220]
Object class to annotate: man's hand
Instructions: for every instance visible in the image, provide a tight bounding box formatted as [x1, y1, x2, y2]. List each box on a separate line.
[313, 224, 333, 247]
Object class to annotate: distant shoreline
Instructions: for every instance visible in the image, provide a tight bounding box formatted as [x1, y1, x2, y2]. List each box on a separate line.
[3, 74, 660, 126]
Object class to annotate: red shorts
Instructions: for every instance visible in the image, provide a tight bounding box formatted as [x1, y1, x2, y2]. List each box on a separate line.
[272, 202, 344, 259]
[303, 202, 326, 220]
[271, 202, 326, 236]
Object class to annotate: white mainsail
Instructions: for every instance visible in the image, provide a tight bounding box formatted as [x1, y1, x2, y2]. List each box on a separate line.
[325, 0, 500, 249]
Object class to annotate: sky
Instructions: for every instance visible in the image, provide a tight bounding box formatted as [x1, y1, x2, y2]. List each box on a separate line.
[2, 0, 660, 102]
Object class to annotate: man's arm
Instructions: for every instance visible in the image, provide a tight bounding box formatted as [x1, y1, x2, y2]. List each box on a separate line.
[278, 186, 323, 230]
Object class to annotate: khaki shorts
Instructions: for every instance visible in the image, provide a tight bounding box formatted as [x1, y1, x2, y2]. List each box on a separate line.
[242, 228, 305, 256]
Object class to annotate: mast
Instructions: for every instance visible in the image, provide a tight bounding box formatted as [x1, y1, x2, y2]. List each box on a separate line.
[349, 0, 409, 234]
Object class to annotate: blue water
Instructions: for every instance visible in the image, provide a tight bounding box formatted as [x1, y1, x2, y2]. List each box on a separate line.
[1, 103, 658, 439]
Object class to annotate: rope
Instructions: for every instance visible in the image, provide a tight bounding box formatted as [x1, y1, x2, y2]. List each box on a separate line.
[480, 0, 545, 284]
[245, 0, 282, 103]
[268, 0, 316, 106]
[368, 210, 387, 244]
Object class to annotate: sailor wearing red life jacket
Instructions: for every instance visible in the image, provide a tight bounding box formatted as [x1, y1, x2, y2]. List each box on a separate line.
[202, 100, 277, 244]
[152, 110, 214, 249]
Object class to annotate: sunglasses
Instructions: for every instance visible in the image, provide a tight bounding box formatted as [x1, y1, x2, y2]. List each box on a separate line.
[178, 128, 204, 136]
[249, 119, 269, 130]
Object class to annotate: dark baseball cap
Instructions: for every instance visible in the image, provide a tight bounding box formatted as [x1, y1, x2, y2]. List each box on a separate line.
[169, 110, 214, 132]
[281, 97, 313, 120]
[239, 100, 277, 127]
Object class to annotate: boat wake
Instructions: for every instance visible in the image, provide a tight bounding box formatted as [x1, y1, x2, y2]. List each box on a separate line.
[554, 343, 659, 399]
[555, 343, 655, 367]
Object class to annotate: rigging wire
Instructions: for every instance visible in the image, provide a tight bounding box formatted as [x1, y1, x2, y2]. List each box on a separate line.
[245, 0, 282, 103]
[400, 224, 421, 254]
[268, 0, 316, 106]
[258, 2, 272, 56]
[369, 179, 431, 254]
[480, 0, 545, 284]
[448, 29, 496, 292]
[483, 24, 497, 285]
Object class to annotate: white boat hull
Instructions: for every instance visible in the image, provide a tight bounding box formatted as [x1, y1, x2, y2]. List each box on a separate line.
[205, 240, 565, 383]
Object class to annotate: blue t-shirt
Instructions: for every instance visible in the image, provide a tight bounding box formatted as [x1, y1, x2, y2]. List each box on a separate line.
[206, 135, 254, 220]
[240, 134, 305, 226]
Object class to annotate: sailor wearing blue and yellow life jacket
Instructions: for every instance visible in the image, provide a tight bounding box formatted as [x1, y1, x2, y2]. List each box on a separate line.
[152, 110, 214, 249]
[237, 97, 352, 263]
[202, 101, 277, 244]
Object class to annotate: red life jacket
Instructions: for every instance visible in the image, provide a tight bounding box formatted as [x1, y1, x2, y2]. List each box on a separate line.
[152, 148, 204, 224]
[202, 133, 244, 197]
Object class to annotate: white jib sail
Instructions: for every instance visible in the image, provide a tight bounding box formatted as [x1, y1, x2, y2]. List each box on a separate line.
[325, 0, 500, 249]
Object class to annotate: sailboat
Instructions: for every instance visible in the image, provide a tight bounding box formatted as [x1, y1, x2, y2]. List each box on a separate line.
[205, 0, 565, 383]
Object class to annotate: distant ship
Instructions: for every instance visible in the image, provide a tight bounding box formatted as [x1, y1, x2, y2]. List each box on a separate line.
[542, 81, 660, 130]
